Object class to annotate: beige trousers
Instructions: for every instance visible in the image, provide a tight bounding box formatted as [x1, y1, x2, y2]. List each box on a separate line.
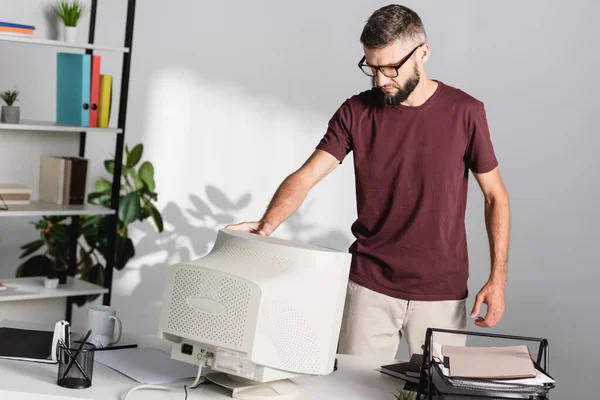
[338, 280, 467, 360]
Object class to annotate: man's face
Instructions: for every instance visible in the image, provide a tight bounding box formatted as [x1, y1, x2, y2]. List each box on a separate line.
[364, 41, 422, 106]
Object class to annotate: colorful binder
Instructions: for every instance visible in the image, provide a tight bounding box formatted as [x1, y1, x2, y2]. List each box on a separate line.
[98, 74, 112, 128]
[56, 53, 91, 127]
[89, 56, 101, 127]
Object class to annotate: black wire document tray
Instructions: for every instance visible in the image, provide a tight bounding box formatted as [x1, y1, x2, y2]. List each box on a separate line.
[415, 328, 555, 400]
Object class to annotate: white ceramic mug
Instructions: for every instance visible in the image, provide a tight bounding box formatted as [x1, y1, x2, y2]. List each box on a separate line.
[85, 305, 122, 346]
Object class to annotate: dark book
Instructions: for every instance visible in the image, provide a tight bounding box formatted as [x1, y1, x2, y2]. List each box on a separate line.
[66, 157, 88, 205]
[401, 380, 421, 392]
[406, 352, 424, 377]
[380, 361, 420, 383]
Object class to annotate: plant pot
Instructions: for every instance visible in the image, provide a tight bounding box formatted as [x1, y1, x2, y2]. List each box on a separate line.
[64, 25, 77, 43]
[44, 276, 59, 289]
[0, 106, 19, 124]
[57, 269, 68, 284]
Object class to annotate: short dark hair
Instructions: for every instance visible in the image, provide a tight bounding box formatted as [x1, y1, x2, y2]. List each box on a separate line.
[360, 4, 426, 49]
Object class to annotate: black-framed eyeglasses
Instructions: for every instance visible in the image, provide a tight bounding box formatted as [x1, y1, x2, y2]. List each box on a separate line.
[358, 43, 424, 78]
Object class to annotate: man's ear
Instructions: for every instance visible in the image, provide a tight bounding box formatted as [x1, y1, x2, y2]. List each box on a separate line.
[419, 43, 431, 64]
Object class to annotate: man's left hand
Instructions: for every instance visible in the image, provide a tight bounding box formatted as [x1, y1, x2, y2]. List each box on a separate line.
[470, 280, 505, 328]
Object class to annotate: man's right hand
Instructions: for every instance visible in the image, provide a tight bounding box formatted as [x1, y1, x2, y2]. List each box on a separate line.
[225, 221, 274, 236]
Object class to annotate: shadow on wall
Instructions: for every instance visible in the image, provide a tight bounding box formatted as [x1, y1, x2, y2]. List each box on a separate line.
[285, 202, 352, 251]
[112, 185, 352, 334]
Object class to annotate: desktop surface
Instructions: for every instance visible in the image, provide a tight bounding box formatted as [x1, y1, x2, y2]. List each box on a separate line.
[0, 332, 405, 399]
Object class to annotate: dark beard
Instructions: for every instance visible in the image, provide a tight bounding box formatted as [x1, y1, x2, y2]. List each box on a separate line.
[378, 64, 420, 107]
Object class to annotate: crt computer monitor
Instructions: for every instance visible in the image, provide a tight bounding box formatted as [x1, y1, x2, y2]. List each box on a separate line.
[157, 228, 352, 399]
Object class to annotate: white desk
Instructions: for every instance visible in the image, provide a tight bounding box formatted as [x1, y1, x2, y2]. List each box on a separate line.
[0, 332, 407, 399]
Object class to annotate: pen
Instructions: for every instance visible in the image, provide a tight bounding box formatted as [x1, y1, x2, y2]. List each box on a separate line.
[63, 323, 69, 363]
[58, 339, 92, 385]
[63, 330, 92, 378]
[91, 344, 138, 352]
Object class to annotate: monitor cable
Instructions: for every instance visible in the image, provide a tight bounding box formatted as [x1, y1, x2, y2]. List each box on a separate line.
[122, 352, 212, 400]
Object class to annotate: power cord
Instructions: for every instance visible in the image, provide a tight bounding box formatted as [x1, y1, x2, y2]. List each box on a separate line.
[122, 353, 211, 400]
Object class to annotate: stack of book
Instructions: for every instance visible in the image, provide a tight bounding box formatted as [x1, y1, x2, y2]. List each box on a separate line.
[0, 21, 35, 37]
[380, 353, 423, 391]
[56, 53, 112, 128]
[0, 183, 32, 205]
[39, 155, 89, 205]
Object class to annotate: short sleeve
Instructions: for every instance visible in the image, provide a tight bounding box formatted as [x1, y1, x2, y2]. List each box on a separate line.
[465, 102, 498, 173]
[315, 100, 353, 164]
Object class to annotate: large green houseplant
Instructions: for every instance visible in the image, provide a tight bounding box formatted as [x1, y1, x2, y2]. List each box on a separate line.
[18, 144, 163, 304]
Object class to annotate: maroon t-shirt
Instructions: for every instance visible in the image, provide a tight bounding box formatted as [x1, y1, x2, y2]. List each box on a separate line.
[316, 81, 498, 301]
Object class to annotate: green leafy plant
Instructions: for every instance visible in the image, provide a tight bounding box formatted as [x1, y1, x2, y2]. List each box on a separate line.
[18, 216, 70, 279]
[0, 89, 19, 107]
[54, 0, 88, 27]
[82, 143, 164, 278]
[18, 143, 164, 304]
[394, 388, 415, 400]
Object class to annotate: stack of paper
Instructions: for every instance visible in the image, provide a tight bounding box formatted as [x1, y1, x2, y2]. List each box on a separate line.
[442, 344, 536, 379]
[432, 343, 555, 390]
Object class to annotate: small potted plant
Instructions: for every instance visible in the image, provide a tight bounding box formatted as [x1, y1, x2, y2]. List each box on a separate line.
[44, 269, 60, 289]
[17, 216, 71, 288]
[394, 388, 415, 400]
[0, 88, 20, 124]
[54, 0, 88, 43]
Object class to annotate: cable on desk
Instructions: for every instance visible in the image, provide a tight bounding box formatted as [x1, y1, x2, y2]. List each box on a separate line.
[184, 379, 206, 400]
[122, 354, 208, 400]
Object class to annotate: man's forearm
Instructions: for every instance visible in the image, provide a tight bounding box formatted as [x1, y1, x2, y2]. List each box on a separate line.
[261, 172, 311, 231]
[485, 193, 510, 286]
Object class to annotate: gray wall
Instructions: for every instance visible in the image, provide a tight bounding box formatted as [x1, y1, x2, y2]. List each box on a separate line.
[0, 1, 597, 398]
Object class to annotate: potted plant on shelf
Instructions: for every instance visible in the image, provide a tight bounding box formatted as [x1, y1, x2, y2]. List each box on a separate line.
[18, 144, 164, 303]
[0, 88, 20, 124]
[18, 216, 71, 288]
[54, 0, 88, 43]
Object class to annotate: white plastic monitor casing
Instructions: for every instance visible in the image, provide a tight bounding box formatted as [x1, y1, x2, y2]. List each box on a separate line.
[158, 228, 352, 383]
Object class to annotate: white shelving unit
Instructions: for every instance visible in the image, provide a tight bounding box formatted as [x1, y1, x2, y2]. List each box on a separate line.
[0, 277, 108, 324]
[0, 277, 108, 302]
[0, 201, 114, 217]
[0, 35, 129, 53]
[0, 0, 137, 323]
[0, 120, 122, 134]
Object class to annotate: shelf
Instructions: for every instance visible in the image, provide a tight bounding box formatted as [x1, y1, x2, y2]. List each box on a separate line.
[0, 201, 115, 217]
[0, 277, 108, 302]
[0, 35, 129, 53]
[0, 120, 122, 134]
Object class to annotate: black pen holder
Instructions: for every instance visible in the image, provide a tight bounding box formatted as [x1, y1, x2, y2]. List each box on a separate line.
[57, 340, 96, 389]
